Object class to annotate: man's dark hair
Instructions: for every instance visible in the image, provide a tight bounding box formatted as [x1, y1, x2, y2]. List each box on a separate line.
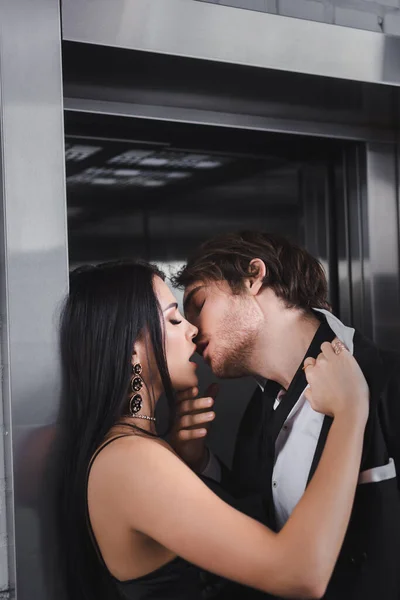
[173, 231, 330, 312]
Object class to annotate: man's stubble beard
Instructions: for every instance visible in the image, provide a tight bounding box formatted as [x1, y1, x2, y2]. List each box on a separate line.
[210, 302, 263, 379]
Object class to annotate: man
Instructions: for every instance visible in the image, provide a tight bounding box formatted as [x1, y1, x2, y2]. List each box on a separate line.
[171, 231, 400, 600]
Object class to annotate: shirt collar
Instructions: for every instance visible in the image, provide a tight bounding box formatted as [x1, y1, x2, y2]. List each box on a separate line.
[254, 308, 355, 392]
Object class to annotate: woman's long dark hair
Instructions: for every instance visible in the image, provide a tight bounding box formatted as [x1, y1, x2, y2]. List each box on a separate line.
[57, 260, 176, 600]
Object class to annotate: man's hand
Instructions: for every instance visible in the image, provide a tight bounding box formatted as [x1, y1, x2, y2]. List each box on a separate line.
[170, 383, 219, 472]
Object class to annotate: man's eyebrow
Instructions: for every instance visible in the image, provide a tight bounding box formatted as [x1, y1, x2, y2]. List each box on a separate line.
[162, 302, 178, 313]
[183, 286, 204, 312]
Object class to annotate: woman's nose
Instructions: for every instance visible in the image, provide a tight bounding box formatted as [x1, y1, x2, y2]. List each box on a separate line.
[189, 323, 198, 340]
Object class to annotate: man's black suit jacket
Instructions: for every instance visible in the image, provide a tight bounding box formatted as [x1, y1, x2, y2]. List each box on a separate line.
[220, 321, 400, 600]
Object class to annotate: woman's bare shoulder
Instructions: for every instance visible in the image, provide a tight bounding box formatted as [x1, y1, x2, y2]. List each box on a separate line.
[89, 433, 178, 483]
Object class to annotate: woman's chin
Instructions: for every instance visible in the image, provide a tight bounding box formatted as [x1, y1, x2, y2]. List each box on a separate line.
[174, 374, 199, 392]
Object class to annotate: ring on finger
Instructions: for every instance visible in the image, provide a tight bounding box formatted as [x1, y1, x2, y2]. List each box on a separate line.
[332, 340, 347, 355]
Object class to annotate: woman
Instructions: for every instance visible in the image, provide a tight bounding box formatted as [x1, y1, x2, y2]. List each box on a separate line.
[57, 259, 369, 600]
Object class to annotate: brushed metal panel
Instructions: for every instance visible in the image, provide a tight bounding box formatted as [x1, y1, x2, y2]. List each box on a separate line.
[365, 143, 400, 350]
[0, 0, 68, 597]
[63, 97, 397, 143]
[336, 142, 400, 350]
[61, 0, 400, 85]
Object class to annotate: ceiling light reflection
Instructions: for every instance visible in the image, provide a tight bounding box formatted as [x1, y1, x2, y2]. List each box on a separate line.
[167, 171, 191, 179]
[114, 169, 141, 177]
[91, 178, 117, 185]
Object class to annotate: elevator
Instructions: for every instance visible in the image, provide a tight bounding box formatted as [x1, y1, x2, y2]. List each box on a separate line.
[62, 36, 400, 467]
[0, 0, 399, 598]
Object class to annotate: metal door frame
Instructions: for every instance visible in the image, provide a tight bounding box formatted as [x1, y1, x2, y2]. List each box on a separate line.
[333, 142, 400, 350]
[0, 0, 68, 598]
[61, 0, 400, 86]
[63, 98, 400, 349]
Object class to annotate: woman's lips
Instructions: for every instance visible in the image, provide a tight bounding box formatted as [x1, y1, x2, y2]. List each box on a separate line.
[189, 353, 198, 368]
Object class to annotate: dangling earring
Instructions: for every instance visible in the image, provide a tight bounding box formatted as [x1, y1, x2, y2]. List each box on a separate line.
[129, 363, 156, 423]
[129, 363, 143, 415]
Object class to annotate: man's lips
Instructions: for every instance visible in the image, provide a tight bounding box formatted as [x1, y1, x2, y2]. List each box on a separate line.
[195, 339, 208, 356]
[202, 345, 211, 364]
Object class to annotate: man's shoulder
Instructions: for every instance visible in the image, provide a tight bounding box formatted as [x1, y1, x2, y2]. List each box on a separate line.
[378, 347, 400, 384]
[353, 329, 400, 384]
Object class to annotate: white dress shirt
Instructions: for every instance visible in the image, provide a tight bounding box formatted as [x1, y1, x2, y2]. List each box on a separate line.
[202, 309, 355, 529]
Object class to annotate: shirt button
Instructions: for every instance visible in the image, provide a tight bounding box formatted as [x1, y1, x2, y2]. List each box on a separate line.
[273, 481, 277, 488]
[283, 425, 288, 431]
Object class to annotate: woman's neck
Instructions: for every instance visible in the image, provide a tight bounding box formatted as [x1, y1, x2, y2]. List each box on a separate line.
[111, 415, 158, 437]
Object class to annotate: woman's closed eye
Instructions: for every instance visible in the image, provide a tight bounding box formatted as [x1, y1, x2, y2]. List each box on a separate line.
[170, 318, 182, 325]
[169, 309, 184, 325]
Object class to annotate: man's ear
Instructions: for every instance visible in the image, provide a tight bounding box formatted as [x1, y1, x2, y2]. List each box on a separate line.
[244, 258, 267, 296]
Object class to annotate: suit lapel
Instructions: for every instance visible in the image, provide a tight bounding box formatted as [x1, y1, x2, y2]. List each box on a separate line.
[307, 415, 333, 485]
[306, 328, 379, 486]
[269, 320, 336, 444]
[258, 320, 336, 528]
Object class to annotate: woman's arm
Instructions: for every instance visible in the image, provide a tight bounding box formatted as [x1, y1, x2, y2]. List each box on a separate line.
[98, 421, 364, 598]
[94, 342, 368, 598]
